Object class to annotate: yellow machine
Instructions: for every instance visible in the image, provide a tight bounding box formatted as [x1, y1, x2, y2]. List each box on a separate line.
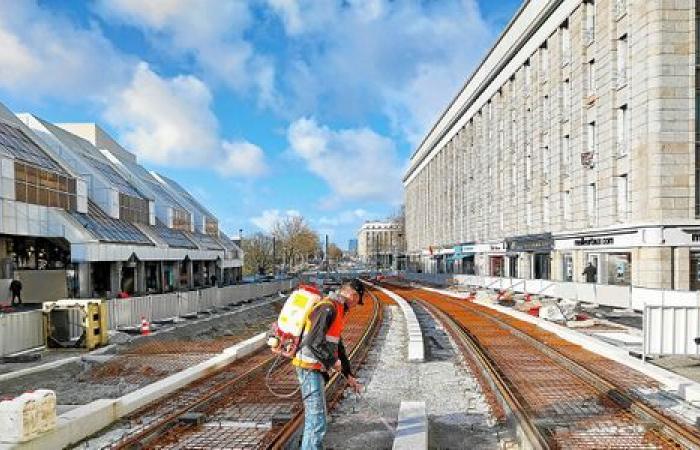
[42, 299, 109, 351]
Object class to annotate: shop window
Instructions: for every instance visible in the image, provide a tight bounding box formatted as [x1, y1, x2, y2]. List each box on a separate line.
[608, 253, 631, 285]
[563, 253, 573, 281]
[534, 253, 551, 280]
[690, 252, 700, 291]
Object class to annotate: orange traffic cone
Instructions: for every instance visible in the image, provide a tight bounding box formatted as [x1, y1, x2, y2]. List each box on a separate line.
[140, 317, 151, 336]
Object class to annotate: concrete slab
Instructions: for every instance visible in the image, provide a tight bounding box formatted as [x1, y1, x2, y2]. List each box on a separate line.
[393, 401, 427, 450]
[369, 283, 424, 362]
[9, 332, 268, 449]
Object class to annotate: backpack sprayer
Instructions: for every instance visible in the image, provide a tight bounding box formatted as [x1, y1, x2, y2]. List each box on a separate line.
[265, 284, 322, 398]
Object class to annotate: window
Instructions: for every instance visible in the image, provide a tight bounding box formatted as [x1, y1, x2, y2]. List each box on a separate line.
[525, 153, 532, 182]
[562, 134, 571, 170]
[608, 253, 631, 285]
[617, 105, 628, 156]
[543, 196, 550, 225]
[563, 253, 573, 281]
[587, 183, 598, 226]
[564, 190, 572, 225]
[584, 1, 595, 45]
[617, 34, 628, 88]
[526, 202, 532, 226]
[587, 121, 597, 154]
[587, 59, 596, 99]
[561, 22, 571, 66]
[541, 43, 549, 77]
[617, 174, 629, 222]
[543, 144, 550, 178]
[14, 162, 76, 211]
[205, 218, 219, 236]
[119, 194, 149, 225]
[172, 208, 192, 231]
[562, 78, 571, 116]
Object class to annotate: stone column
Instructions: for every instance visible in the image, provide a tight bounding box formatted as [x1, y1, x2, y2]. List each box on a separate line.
[110, 262, 122, 296]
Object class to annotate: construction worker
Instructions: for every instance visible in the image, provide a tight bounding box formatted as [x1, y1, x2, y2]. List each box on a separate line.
[292, 279, 364, 450]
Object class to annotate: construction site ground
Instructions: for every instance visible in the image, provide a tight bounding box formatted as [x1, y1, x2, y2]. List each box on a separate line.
[0, 295, 283, 406]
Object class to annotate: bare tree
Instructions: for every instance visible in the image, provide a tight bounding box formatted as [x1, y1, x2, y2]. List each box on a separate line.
[272, 215, 320, 270]
[242, 232, 273, 276]
[328, 243, 343, 261]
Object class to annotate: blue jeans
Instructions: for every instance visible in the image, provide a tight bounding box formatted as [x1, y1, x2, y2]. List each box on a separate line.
[296, 367, 327, 450]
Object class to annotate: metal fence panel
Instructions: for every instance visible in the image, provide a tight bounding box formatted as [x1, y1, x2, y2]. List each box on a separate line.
[644, 305, 700, 357]
[0, 310, 44, 356]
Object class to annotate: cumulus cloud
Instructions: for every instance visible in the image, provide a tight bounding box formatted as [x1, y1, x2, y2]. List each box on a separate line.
[318, 209, 370, 227]
[94, 0, 278, 108]
[0, 1, 133, 101]
[103, 63, 268, 177]
[219, 141, 269, 177]
[270, 0, 493, 143]
[287, 118, 402, 203]
[251, 209, 301, 232]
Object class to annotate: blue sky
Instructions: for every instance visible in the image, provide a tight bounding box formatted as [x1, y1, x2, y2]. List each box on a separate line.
[0, 0, 521, 249]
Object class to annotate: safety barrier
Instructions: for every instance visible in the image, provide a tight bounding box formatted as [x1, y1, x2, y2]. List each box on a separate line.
[401, 272, 700, 311]
[0, 310, 44, 357]
[644, 305, 700, 358]
[106, 279, 296, 329]
[0, 280, 296, 357]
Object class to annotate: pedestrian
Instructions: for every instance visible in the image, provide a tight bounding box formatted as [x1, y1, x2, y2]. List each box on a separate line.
[582, 262, 597, 283]
[292, 279, 364, 449]
[9, 279, 22, 306]
[210, 274, 217, 287]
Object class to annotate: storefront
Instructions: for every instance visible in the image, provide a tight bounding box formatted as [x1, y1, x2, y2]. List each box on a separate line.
[506, 234, 554, 280]
[554, 231, 638, 286]
[453, 244, 476, 275]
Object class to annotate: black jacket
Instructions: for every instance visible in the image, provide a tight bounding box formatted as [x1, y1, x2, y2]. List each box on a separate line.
[301, 301, 353, 378]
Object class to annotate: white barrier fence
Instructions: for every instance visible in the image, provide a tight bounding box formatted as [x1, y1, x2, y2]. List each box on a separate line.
[400, 272, 700, 311]
[644, 306, 700, 358]
[0, 310, 44, 356]
[0, 279, 296, 357]
[107, 279, 296, 329]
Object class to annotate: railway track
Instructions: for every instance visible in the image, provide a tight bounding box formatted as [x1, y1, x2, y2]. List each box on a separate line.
[385, 283, 700, 450]
[88, 287, 382, 450]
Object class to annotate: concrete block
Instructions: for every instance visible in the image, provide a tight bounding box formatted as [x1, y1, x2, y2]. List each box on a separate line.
[393, 401, 427, 450]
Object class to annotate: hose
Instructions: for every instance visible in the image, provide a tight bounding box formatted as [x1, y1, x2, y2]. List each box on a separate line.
[264, 353, 303, 398]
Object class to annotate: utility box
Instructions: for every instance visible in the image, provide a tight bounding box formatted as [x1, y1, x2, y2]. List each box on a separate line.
[42, 299, 109, 351]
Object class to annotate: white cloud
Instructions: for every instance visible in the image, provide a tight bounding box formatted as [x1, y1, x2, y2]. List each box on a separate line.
[271, 0, 494, 144]
[219, 141, 269, 177]
[0, 1, 133, 101]
[287, 118, 402, 203]
[318, 209, 370, 227]
[251, 209, 301, 232]
[103, 63, 269, 177]
[95, 0, 278, 108]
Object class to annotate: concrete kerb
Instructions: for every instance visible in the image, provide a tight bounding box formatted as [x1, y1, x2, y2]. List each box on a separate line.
[367, 282, 424, 363]
[420, 285, 700, 405]
[5, 332, 267, 450]
[392, 401, 428, 450]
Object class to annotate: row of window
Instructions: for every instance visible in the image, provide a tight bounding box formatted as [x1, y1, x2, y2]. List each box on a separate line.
[14, 161, 77, 210]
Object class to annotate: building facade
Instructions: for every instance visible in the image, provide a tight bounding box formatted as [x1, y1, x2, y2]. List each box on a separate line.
[0, 101, 243, 302]
[405, 0, 700, 289]
[357, 221, 404, 269]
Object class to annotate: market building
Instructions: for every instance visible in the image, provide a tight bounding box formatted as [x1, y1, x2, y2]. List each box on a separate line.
[404, 0, 699, 290]
[0, 101, 242, 303]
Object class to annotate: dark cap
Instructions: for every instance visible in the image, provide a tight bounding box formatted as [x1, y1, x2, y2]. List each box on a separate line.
[344, 278, 365, 304]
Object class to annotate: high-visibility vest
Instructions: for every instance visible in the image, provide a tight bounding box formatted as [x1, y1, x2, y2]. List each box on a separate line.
[292, 297, 346, 370]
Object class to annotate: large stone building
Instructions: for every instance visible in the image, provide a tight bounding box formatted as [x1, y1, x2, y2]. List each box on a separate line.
[357, 221, 404, 269]
[405, 0, 700, 289]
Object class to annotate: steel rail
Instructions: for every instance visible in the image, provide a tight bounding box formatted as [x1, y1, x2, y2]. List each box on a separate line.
[414, 293, 548, 449]
[436, 293, 700, 449]
[265, 286, 383, 450]
[394, 283, 700, 449]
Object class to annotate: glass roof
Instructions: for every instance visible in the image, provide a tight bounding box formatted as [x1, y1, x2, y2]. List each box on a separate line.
[0, 122, 66, 173]
[86, 156, 143, 198]
[158, 174, 214, 217]
[186, 231, 224, 251]
[217, 231, 239, 251]
[153, 220, 197, 249]
[71, 201, 153, 245]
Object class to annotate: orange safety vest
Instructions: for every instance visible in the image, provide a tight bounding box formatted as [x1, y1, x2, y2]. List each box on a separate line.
[292, 297, 346, 370]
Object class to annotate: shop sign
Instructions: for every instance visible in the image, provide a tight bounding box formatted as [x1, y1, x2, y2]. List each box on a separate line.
[574, 237, 614, 246]
[506, 234, 553, 252]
